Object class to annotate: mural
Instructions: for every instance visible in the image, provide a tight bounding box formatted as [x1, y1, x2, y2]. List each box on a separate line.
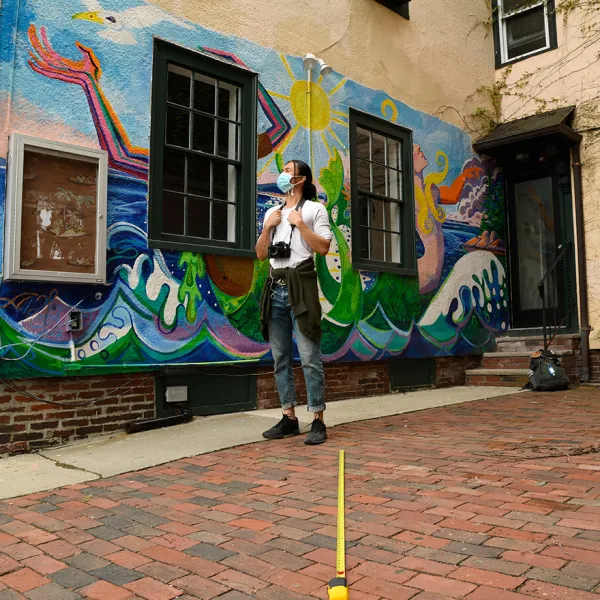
[0, 0, 509, 378]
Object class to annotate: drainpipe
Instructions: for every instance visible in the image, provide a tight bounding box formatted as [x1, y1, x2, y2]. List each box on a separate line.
[571, 144, 591, 382]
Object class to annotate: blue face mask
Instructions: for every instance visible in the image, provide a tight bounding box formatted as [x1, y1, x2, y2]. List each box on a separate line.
[277, 172, 296, 194]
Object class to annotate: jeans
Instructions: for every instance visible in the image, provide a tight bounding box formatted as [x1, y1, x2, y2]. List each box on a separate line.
[268, 283, 326, 413]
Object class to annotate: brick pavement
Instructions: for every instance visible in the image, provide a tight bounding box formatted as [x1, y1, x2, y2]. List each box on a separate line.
[1, 387, 600, 599]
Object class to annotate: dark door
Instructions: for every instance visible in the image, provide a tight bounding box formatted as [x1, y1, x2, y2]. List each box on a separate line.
[507, 171, 565, 329]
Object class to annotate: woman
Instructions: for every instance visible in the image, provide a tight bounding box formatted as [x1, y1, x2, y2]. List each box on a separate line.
[256, 160, 332, 445]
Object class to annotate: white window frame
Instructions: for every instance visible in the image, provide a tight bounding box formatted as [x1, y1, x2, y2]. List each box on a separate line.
[498, 0, 552, 64]
[4, 134, 108, 284]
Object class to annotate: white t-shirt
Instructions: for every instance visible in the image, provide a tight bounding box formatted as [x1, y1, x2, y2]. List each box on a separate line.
[264, 200, 332, 269]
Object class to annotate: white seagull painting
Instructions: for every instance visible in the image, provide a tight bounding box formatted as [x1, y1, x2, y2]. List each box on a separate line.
[72, 0, 192, 45]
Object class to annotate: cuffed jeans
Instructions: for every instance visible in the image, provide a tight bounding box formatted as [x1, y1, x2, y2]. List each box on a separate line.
[268, 283, 326, 413]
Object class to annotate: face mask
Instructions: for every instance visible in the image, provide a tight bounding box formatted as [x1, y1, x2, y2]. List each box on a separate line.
[277, 172, 298, 194]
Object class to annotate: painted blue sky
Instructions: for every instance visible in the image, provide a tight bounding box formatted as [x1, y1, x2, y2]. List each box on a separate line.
[3, 0, 473, 184]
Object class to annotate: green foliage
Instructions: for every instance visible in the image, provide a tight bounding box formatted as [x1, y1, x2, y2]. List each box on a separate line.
[178, 252, 205, 323]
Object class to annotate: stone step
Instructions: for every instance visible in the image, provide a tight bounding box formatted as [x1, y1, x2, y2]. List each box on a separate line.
[481, 350, 574, 370]
[495, 334, 579, 353]
[465, 368, 529, 387]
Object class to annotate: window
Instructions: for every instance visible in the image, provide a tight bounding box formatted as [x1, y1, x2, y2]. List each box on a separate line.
[493, 0, 557, 67]
[374, 0, 410, 19]
[149, 40, 257, 256]
[349, 110, 417, 275]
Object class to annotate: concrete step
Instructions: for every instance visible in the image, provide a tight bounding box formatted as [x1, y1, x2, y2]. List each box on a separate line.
[495, 334, 579, 353]
[465, 368, 529, 387]
[481, 350, 573, 370]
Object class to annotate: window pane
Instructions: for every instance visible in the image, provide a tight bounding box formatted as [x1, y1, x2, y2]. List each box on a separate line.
[372, 163, 386, 196]
[371, 132, 386, 165]
[385, 232, 402, 264]
[187, 154, 210, 197]
[357, 226, 369, 259]
[167, 64, 191, 107]
[358, 195, 370, 227]
[356, 127, 370, 159]
[386, 201, 401, 234]
[194, 73, 216, 114]
[506, 6, 547, 59]
[387, 139, 401, 171]
[357, 160, 370, 192]
[370, 198, 385, 230]
[217, 121, 238, 159]
[188, 197, 210, 238]
[387, 168, 401, 200]
[166, 106, 189, 148]
[192, 114, 215, 154]
[162, 192, 184, 235]
[213, 162, 236, 202]
[213, 201, 236, 242]
[163, 148, 185, 193]
[502, 0, 540, 13]
[370, 229, 385, 262]
[218, 81, 239, 121]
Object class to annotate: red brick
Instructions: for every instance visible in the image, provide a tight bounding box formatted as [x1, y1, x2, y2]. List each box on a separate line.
[267, 569, 323, 595]
[500, 550, 565, 569]
[124, 577, 182, 600]
[449, 566, 525, 589]
[80, 580, 134, 599]
[22, 555, 67, 574]
[519, 580, 600, 599]
[0, 567, 51, 592]
[105, 549, 152, 569]
[229, 518, 273, 531]
[466, 586, 532, 600]
[353, 561, 416, 585]
[542, 544, 600, 566]
[352, 576, 419, 600]
[486, 527, 548, 543]
[212, 568, 270, 594]
[407, 573, 477, 598]
[394, 531, 451, 549]
[394, 556, 458, 577]
[0, 556, 21, 576]
[37, 539, 80, 559]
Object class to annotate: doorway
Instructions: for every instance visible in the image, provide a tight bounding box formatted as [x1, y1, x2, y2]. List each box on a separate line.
[505, 148, 577, 332]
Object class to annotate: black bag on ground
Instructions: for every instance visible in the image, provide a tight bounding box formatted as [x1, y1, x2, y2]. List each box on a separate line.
[527, 349, 569, 392]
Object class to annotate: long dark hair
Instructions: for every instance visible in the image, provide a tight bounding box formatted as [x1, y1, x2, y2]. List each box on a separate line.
[291, 160, 317, 200]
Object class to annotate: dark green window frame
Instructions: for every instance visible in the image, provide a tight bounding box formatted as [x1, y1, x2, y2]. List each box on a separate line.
[349, 109, 417, 276]
[149, 39, 258, 257]
[374, 0, 410, 19]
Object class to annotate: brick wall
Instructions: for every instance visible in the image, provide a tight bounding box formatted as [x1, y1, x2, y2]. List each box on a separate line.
[435, 356, 481, 387]
[591, 350, 600, 382]
[256, 361, 390, 410]
[0, 373, 155, 455]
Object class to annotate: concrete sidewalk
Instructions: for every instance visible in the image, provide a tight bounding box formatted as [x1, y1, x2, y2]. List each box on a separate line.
[0, 386, 522, 500]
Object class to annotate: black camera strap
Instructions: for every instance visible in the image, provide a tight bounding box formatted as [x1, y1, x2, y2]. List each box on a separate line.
[270, 198, 307, 245]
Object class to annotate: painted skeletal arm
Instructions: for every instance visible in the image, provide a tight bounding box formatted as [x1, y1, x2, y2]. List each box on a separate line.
[437, 166, 484, 205]
[28, 25, 149, 180]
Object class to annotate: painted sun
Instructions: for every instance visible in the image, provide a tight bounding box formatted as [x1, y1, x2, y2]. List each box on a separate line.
[260, 54, 349, 174]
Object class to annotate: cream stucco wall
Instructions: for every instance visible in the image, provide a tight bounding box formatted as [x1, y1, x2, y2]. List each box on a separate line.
[153, 0, 497, 132]
[495, 5, 600, 348]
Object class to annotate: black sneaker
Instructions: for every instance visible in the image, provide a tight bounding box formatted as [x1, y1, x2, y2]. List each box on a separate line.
[262, 415, 300, 440]
[304, 419, 327, 445]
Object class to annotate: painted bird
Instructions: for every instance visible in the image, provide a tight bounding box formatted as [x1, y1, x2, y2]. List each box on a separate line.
[72, 0, 192, 45]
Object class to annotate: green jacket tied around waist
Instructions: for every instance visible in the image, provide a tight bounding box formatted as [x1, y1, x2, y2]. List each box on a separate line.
[260, 257, 322, 344]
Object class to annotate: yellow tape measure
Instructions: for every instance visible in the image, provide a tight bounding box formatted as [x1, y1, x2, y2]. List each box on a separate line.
[328, 450, 349, 600]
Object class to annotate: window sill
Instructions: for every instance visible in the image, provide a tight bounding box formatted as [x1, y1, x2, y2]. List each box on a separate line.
[149, 238, 257, 259]
[496, 44, 557, 69]
[352, 260, 418, 277]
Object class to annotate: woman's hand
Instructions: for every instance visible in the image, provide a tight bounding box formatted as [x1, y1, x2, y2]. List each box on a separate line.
[264, 209, 283, 231]
[287, 208, 303, 228]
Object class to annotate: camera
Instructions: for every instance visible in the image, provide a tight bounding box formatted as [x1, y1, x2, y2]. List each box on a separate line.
[268, 241, 292, 259]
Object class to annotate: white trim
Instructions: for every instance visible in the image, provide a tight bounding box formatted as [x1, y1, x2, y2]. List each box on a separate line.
[498, 0, 551, 65]
[3, 134, 108, 284]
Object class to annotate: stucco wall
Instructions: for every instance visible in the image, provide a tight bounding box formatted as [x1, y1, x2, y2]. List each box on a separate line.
[0, 0, 507, 378]
[495, 5, 600, 348]
[154, 0, 497, 130]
